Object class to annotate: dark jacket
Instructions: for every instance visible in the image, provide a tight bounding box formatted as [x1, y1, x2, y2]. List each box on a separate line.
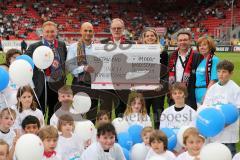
[25, 40, 67, 98]
[168, 49, 203, 109]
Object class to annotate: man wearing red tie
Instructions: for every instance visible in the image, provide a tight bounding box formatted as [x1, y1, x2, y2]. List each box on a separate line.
[25, 21, 67, 122]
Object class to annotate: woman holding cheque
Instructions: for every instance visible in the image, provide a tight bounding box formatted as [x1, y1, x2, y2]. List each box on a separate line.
[140, 28, 169, 129]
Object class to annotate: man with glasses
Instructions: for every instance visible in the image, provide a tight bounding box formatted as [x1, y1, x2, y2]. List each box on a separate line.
[101, 18, 135, 44]
[168, 31, 203, 110]
[101, 18, 135, 117]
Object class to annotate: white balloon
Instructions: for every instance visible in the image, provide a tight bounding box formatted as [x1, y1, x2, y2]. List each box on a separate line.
[74, 120, 96, 141]
[5, 92, 17, 107]
[200, 143, 232, 160]
[130, 143, 149, 160]
[177, 125, 192, 147]
[72, 92, 91, 114]
[112, 118, 129, 134]
[9, 59, 33, 87]
[33, 46, 54, 69]
[15, 134, 44, 160]
[149, 156, 167, 160]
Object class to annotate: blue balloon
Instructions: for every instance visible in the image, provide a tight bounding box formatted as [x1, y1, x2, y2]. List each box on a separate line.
[218, 104, 239, 125]
[122, 147, 130, 160]
[16, 55, 34, 69]
[0, 68, 9, 91]
[160, 128, 177, 151]
[128, 124, 143, 144]
[117, 132, 133, 150]
[196, 107, 225, 137]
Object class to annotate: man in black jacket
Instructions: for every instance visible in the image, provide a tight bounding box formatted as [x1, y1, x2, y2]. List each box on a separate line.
[25, 21, 67, 121]
[168, 31, 203, 110]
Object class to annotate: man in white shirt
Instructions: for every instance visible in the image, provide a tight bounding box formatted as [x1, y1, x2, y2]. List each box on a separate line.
[168, 31, 203, 110]
[66, 22, 100, 122]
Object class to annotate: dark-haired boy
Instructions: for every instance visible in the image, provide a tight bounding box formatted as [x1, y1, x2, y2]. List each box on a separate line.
[202, 60, 240, 156]
[81, 123, 126, 160]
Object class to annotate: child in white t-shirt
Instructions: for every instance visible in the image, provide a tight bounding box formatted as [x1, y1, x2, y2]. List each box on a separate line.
[50, 85, 82, 128]
[81, 123, 126, 160]
[141, 126, 154, 147]
[176, 127, 205, 160]
[160, 83, 196, 153]
[0, 108, 16, 148]
[56, 114, 82, 160]
[0, 139, 9, 160]
[0, 49, 22, 110]
[233, 152, 240, 160]
[145, 130, 176, 160]
[202, 60, 240, 156]
[96, 110, 111, 128]
[15, 85, 44, 128]
[38, 126, 61, 160]
[123, 92, 152, 127]
[134, 127, 154, 160]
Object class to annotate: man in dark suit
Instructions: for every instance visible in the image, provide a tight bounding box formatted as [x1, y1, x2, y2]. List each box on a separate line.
[25, 21, 67, 121]
[21, 39, 27, 54]
[101, 18, 135, 117]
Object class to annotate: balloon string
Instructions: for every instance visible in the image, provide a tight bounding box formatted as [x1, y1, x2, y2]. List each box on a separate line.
[42, 69, 47, 115]
[32, 87, 42, 111]
[1, 93, 14, 121]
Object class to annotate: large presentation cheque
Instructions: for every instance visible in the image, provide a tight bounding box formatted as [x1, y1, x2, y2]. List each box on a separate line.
[89, 44, 162, 90]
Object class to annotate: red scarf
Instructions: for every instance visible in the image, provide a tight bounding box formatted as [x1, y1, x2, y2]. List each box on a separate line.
[169, 48, 195, 85]
[44, 39, 59, 76]
[205, 52, 214, 86]
[44, 151, 56, 158]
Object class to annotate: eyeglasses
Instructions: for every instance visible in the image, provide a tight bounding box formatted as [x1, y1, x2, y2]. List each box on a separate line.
[111, 27, 123, 31]
[178, 38, 190, 42]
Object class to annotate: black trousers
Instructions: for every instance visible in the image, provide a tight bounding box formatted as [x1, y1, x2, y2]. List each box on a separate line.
[145, 95, 165, 129]
[38, 82, 59, 124]
[72, 78, 99, 123]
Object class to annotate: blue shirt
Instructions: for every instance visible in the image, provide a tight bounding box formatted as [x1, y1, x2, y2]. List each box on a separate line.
[66, 42, 93, 77]
[195, 55, 219, 103]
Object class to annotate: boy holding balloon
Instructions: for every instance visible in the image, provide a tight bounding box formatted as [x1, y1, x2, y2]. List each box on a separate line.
[80, 123, 126, 160]
[145, 130, 176, 160]
[50, 85, 82, 127]
[202, 60, 240, 156]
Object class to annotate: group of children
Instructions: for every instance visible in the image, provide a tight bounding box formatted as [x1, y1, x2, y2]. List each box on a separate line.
[0, 52, 240, 160]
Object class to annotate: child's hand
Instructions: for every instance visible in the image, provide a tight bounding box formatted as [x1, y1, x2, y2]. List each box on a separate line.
[13, 130, 21, 146]
[154, 84, 164, 92]
[84, 139, 92, 149]
[84, 65, 94, 73]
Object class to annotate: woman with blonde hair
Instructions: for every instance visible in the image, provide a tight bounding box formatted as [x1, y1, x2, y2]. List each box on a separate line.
[141, 28, 168, 129]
